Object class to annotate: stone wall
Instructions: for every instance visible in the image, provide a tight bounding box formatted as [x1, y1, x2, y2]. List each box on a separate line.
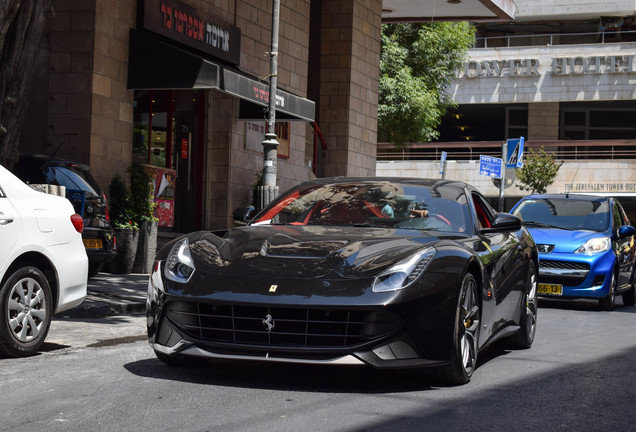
[377, 159, 636, 203]
[317, 0, 381, 178]
[90, 0, 137, 189]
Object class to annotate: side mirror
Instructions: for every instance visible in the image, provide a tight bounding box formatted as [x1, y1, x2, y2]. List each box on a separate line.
[232, 205, 257, 225]
[619, 225, 636, 238]
[482, 213, 522, 233]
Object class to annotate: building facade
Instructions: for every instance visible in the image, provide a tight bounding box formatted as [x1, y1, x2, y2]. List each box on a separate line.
[20, 0, 386, 233]
[378, 0, 636, 218]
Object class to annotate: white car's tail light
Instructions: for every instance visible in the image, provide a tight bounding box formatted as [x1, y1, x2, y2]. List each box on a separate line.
[70, 214, 84, 233]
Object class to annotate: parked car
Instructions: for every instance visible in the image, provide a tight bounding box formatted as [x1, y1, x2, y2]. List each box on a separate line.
[511, 193, 636, 310]
[147, 177, 538, 385]
[12, 154, 116, 277]
[0, 163, 88, 357]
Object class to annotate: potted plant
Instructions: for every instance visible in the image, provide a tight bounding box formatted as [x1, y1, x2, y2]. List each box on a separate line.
[107, 173, 139, 274]
[129, 163, 159, 274]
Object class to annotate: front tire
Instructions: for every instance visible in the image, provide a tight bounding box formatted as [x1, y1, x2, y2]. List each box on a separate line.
[599, 271, 617, 311]
[437, 272, 480, 385]
[510, 261, 537, 349]
[0, 266, 53, 358]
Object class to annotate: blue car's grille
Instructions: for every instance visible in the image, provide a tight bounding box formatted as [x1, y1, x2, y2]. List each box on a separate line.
[540, 260, 589, 271]
[165, 301, 403, 349]
[538, 260, 590, 286]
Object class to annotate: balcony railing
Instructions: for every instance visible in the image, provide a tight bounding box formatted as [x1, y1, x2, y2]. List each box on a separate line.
[377, 141, 636, 161]
[474, 30, 636, 49]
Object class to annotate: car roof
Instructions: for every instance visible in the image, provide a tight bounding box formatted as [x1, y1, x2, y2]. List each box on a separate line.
[521, 193, 610, 203]
[18, 153, 90, 171]
[297, 176, 474, 191]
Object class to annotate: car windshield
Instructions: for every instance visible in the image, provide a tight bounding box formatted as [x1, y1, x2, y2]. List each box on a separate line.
[252, 181, 471, 233]
[43, 165, 101, 198]
[513, 197, 609, 232]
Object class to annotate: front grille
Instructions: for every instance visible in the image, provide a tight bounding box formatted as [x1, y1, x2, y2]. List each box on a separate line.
[539, 260, 589, 287]
[165, 301, 402, 349]
[540, 260, 589, 271]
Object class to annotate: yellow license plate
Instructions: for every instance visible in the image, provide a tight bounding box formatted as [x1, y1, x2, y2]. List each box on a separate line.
[538, 283, 563, 296]
[83, 239, 103, 249]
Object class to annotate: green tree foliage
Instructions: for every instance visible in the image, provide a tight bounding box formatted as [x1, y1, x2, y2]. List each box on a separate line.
[128, 163, 157, 224]
[378, 22, 474, 150]
[516, 146, 563, 194]
[108, 173, 137, 229]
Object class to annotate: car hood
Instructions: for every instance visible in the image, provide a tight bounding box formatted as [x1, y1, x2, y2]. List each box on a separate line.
[526, 227, 606, 253]
[185, 225, 456, 279]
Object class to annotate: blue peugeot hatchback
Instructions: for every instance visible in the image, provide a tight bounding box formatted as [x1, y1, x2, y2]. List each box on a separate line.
[512, 194, 636, 310]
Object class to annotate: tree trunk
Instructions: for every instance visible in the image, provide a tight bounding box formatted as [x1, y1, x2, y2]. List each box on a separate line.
[0, 0, 52, 168]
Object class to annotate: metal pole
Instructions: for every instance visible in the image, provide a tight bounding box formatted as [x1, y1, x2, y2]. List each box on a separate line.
[261, 0, 280, 193]
[499, 141, 506, 212]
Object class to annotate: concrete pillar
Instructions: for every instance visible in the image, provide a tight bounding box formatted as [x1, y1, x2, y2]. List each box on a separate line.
[315, 0, 382, 177]
[528, 102, 559, 140]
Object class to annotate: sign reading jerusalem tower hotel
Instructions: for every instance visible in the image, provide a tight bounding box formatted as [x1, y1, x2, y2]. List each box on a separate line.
[459, 55, 636, 78]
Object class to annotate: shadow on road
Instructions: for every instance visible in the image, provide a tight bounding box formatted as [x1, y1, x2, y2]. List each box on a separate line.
[123, 339, 518, 393]
[539, 296, 636, 313]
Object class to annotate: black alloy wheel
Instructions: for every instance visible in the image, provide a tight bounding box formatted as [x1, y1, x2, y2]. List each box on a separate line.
[510, 260, 538, 349]
[599, 271, 617, 311]
[438, 272, 480, 385]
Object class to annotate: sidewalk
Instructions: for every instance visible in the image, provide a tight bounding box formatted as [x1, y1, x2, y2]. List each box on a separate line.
[58, 273, 149, 318]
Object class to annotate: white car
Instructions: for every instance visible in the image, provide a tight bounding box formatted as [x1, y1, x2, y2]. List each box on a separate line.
[0, 163, 88, 357]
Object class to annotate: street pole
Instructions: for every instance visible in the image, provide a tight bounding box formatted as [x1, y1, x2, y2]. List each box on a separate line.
[259, 0, 280, 208]
[499, 141, 506, 212]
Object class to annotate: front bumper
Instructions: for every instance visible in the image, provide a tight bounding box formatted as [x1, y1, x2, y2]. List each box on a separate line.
[538, 250, 615, 299]
[146, 263, 457, 369]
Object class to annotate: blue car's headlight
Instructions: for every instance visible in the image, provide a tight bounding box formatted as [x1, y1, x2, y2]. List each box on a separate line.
[372, 247, 436, 292]
[575, 237, 611, 254]
[165, 238, 196, 283]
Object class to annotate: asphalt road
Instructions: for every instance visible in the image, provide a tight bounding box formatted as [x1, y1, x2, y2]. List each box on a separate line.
[1, 297, 636, 432]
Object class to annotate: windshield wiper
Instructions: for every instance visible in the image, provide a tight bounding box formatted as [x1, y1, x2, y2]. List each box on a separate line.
[522, 221, 575, 230]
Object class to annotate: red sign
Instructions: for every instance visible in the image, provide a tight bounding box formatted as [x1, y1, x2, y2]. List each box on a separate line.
[181, 138, 188, 159]
[141, 0, 241, 65]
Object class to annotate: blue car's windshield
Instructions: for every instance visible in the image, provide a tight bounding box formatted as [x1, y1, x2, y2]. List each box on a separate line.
[513, 198, 609, 232]
[252, 181, 472, 233]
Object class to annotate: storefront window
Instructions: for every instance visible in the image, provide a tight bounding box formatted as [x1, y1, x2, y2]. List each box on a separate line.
[132, 89, 206, 232]
[133, 90, 174, 167]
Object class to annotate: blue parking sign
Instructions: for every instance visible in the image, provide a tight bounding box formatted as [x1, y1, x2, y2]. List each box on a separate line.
[479, 155, 503, 179]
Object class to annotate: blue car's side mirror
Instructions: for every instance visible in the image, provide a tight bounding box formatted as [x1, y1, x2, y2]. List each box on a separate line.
[619, 225, 636, 238]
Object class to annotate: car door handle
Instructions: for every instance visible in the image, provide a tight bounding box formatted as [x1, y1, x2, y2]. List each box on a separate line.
[0, 212, 14, 225]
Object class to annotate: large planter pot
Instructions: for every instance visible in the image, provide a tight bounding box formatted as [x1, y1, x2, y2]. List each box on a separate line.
[109, 228, 139, 274]
[132, 220, 158, 274]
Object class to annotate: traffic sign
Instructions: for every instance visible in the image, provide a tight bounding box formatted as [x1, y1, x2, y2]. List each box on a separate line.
[439, 151, 447, 175]
[506, 137, 524, 168]
[479, 155, 503, 179]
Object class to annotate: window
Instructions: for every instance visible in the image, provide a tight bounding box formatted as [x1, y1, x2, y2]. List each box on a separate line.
[561, 104, 636, 141]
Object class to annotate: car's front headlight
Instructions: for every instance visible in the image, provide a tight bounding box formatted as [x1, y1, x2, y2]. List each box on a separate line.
[165, 238, 196, 283]
[372, 247, 436, 292]
[575, 237, 611, 254]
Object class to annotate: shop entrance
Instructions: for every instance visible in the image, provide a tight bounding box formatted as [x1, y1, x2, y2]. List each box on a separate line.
[133, 89, 206, 233]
